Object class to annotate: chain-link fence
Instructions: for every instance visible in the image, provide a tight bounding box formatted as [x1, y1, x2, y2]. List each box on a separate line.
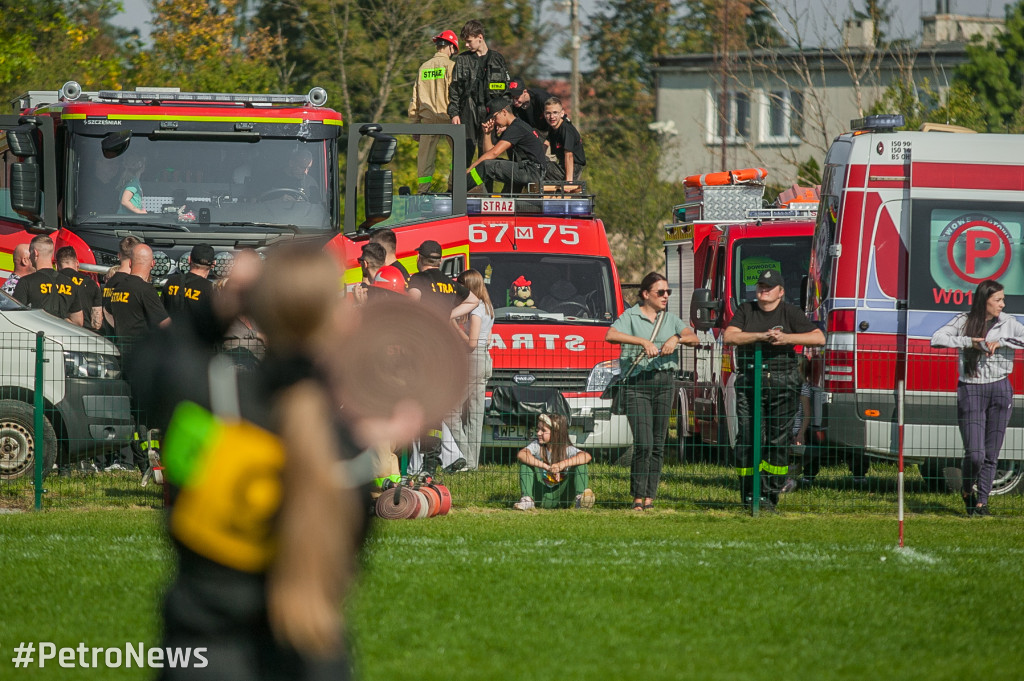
[3, 333, 1022, 516]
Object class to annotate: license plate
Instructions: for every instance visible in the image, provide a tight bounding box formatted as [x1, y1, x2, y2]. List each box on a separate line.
[481, 198, 515, 213]
[493, 424, 527, 440]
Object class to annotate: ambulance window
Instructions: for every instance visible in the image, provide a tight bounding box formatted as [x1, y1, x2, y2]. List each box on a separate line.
[732, 237, 811, 306]
[809, 166, 840, 308]
[908, 199, 1024, 311]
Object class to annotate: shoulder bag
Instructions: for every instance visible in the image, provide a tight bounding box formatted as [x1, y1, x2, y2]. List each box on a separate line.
[601, 311, 664, 415]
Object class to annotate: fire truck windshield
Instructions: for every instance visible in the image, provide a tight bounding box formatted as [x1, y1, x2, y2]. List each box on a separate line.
[733, 237, 811, 305]
[471, 253, 616, 323]
[69, 136, 334, 232]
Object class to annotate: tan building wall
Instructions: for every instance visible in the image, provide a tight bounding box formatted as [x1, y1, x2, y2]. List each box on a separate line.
[652, 16, 1001, 186]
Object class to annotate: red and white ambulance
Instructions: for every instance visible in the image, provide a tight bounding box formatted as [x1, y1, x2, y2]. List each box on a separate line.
[466, 195, 630, 456]
[807, 115, 1024, 494]
[665, 178, 818, 454]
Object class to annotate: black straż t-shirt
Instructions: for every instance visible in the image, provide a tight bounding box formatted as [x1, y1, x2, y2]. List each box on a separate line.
[60, 267, 102, 320]
[498, 118, 548, 166]
[163, 271, 215, 328]
[729, 301, 816, 363]
[548, 119, 586, 168]
[12, 269, 83, 320]
[408, 267, 470, 319]
[109, 273, 169, 343]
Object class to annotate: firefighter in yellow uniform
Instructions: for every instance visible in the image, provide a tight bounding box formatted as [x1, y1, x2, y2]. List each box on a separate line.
[409, 30, 458, 193]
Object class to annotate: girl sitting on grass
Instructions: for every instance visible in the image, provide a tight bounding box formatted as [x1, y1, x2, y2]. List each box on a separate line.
[514, 413, 595, 510]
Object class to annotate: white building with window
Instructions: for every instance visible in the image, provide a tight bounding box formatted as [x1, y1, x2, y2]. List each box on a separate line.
[652, 14, 1003, 185]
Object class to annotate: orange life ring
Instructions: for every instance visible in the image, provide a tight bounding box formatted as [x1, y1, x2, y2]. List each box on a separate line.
[684, 167, 768, 187]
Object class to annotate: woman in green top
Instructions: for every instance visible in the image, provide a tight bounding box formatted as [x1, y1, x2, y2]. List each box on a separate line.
[117, 156, 147, 214]
[606, 272, 698, 510]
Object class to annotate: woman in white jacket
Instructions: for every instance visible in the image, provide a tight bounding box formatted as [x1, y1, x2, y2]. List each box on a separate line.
[931, 280, 1024, 516]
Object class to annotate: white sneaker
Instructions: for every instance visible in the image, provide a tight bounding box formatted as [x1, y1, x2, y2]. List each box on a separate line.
[513, 496, 535, 511]
[575, 488, 596, 509]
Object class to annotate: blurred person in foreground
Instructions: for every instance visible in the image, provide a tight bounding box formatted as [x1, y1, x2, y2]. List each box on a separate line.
[148, 245, 465, 679]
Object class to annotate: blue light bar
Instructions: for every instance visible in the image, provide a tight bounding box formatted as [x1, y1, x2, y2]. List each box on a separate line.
[850, 114, 905, 132]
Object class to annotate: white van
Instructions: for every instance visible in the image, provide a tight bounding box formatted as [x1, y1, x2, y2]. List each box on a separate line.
[0, 291, 133, 478]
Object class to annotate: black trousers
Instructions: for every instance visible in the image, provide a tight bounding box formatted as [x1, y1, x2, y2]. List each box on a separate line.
[478, 159, 544, 193]
[623, 371, 676, 499]
[734, 363, 800, 503]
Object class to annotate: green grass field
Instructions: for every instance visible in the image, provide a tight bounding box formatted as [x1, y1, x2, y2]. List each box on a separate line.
[1, 508, 1022, 680]
[5, 461, 1023, 516]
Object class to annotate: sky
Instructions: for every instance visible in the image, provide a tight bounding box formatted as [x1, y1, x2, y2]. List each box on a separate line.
[111, 0, 1007, 75]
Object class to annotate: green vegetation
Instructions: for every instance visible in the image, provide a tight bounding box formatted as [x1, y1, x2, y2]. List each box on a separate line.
[4, 461, 1024, 517]
[1, 509, 1022, 680]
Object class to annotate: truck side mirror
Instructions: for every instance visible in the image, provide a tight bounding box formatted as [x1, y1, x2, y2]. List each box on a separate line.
[358, 128, 398, 230]
[10, 162, 41, 217]
[690, 288, 720, 331]
[361, 169, 393, 229]
[8, 123, 42, 220]
[800, 274, 809, 310]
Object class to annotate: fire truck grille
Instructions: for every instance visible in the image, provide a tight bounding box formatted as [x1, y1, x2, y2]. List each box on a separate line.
[489, 368, 592, 392]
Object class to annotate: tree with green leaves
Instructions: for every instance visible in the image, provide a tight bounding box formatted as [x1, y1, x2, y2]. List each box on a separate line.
[0, 1, 129, 106]
[954, 0, 1024, 133]
[868, 79, 985, 132]
[586, 0, 784, 145]
[133, 0, 277, 93]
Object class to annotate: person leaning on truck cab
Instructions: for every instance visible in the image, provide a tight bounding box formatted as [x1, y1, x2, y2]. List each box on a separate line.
[723, 268, 825, 511]
[606, 272, 698, 511]
[931, 279, 1024, 517]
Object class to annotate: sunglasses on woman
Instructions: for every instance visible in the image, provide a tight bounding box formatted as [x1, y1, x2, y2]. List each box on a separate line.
[650, 288, 672, 297]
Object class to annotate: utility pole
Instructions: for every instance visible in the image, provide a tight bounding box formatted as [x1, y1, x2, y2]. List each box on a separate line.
[717, 0, 730, 171]
[571, 0, 581, 129]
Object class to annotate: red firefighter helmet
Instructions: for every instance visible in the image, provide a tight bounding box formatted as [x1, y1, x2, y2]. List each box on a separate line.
[373, 266, 407, 295]
[433, 30, 459, 49]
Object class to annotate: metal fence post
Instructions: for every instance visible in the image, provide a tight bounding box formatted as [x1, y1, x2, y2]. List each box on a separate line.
[751, 343, 763, 516]
[34, 330, 45, 511]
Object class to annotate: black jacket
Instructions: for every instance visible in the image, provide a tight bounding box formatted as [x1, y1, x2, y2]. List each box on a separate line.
[447, 50, 510, 130]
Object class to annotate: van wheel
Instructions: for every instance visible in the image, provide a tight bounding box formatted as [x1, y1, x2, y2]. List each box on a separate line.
[0, 400, 57, 480]
[989, 460, 1024, 496]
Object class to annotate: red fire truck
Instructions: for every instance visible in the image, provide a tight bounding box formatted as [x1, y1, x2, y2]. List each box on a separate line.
[464, 195, 629, 456]
[807, 115, 1024, 494]
[0, 82, 468, 288]
[664, 178, 818, 457]
[0, 86, 470, 476]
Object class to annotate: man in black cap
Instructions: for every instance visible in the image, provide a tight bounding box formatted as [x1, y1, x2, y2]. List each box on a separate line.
[467, 97, 548, 194]
[13, 235, 84, 326]
[507, 79, 558, 134]
[724, 268, 824, 511]
[162, 244, 215, 330]
[408, 239, 479, 475]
